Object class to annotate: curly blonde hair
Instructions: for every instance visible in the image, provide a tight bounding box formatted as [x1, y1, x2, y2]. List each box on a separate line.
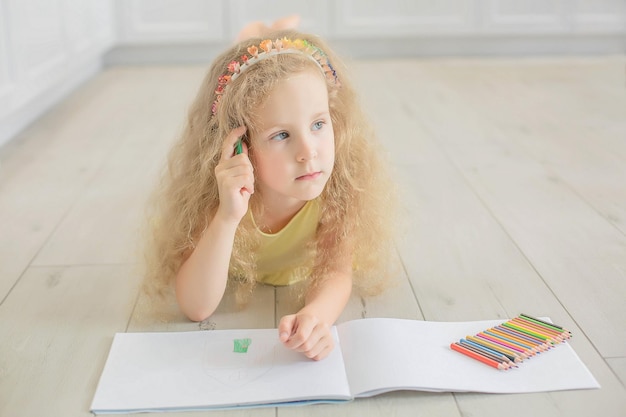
[143, 30, 398, 304]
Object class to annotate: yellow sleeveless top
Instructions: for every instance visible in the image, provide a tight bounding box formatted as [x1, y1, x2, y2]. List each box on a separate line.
[251, 199, 320, 286]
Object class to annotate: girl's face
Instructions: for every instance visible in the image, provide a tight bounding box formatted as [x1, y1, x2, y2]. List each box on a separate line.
[250, 69, 335, 210]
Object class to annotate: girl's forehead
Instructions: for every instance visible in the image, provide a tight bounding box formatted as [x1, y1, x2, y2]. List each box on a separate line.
[265, 69, 327, 104]
[254, 70, 329, 126]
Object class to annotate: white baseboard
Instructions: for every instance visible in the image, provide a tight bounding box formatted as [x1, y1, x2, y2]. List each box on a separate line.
[103, 34, 626, 65]
[332, 34, 626, 59]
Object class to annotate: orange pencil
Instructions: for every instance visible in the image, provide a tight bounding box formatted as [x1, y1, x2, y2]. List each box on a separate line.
[451, 342, 509, 370]
[460, 339, 516, 368]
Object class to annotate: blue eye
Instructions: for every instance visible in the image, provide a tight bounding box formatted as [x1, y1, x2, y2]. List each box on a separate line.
[271, 131, 289, 141]
[312, 121, 324, 131]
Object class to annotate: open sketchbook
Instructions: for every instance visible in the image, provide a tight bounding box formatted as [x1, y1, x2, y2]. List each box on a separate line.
[91, 318, 599, 414]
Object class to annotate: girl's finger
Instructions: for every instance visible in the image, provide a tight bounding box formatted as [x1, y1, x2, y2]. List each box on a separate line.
[278, 315, 297, 343]
[287, 320, 316, 350]
[220, 126, 247, 160]
[310, 342, 333, 361]
[297, 323, 328, 353]
[306, 336, 332, 360]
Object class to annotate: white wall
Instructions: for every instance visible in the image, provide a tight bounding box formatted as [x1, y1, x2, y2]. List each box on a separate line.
[106, 0, 626, 63]
[0, 0, 115, 147]
[1, 0, 625, 147]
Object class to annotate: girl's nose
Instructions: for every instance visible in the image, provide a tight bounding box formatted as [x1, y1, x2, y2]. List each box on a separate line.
[296, 136, 317, 162]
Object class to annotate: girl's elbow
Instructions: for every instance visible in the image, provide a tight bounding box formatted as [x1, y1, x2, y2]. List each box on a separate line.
[183, 305, 217, 323]
[186, 311, 211, 323]
[175, 289, 219, 322]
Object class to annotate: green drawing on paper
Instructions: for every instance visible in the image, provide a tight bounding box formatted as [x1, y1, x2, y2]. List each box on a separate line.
[233, 338, 252, 353]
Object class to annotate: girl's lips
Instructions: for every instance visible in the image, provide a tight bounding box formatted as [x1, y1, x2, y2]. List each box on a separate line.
[296, 171, 322, 180]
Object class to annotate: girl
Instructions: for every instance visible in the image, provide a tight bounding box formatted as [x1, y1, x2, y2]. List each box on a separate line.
[144, 30, 397, 361]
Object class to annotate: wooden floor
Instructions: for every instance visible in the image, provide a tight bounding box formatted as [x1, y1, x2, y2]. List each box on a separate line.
[1, 56, 625, 416]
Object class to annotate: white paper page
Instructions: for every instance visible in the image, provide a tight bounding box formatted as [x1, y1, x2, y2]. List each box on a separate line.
[337, 318, 600, 396]
[91, 328, 351, 414]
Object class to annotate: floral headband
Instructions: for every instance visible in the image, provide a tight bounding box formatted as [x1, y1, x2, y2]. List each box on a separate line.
[211, 37, 340, 115]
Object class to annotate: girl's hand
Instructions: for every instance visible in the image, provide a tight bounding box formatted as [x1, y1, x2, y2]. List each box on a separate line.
[214, 126, 254, 224]
[278, 313, 334, 361]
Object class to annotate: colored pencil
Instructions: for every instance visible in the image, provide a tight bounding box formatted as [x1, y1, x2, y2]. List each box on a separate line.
[483, 329, 538, 354]
[489, 327, 544, 353]
[466, 335, 524, 362]
[474, 334, 528, 358]
[460, 339, 517, 368]
[461, 338, 512, 360]
[510, 318, 563, 341]
[502, 321, 552, 342]
[451, 343, 508, 370]
[450, 314, 572, 370]
[495, 325, 551, 350]
[512, 318, 569, 344]
[478, 332, 527, 353]
[520, 313, 570, 334]
[512, 317, 570, 340]
[459, 341, 509, 365]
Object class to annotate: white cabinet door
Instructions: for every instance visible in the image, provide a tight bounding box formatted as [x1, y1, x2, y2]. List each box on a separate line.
[570, 0, 626, 32]
[227, 0, 331, 39]
[117, 0, 225, 42]
[481, 0, 567, 33]
[332, 0, 476, 37]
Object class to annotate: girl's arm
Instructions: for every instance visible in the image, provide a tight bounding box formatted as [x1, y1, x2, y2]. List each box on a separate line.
[278, 260, 352, 361]
[175, 218, 238, 322]
[175, 127, 253, 321]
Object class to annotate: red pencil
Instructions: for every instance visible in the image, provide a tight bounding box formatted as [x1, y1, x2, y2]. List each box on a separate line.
[451, 342, 509, 370]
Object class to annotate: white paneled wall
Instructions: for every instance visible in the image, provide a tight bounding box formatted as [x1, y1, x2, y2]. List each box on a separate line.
[113, 0, 626, 40]
[332, 0, 477, 36]
[227, 1, 332, 38]
[0, 0, 115, 147]
[106, 0, 625, 64]
[1, 0, 625, 146]
[117, 0, 225, 42]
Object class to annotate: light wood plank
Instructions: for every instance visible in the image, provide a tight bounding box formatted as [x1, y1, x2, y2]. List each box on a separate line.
[606, 357, 626, 388]
[280, 391, 461, 417]
[128, 283, 276, 332]
[0, 67, 197, 297]
[0, 72, 138, 298]
[0, 265, 139, 417]
[387, 58, 626, 357]
[31, 67, 205, 266]
[424, 56, 626, 235]
[353, 58, 626, 416]
[357, 60, 538, 321]
[274, 249, 424, 325]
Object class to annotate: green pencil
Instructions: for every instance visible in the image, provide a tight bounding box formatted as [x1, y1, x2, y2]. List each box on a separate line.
[520, 313, 571, 334]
